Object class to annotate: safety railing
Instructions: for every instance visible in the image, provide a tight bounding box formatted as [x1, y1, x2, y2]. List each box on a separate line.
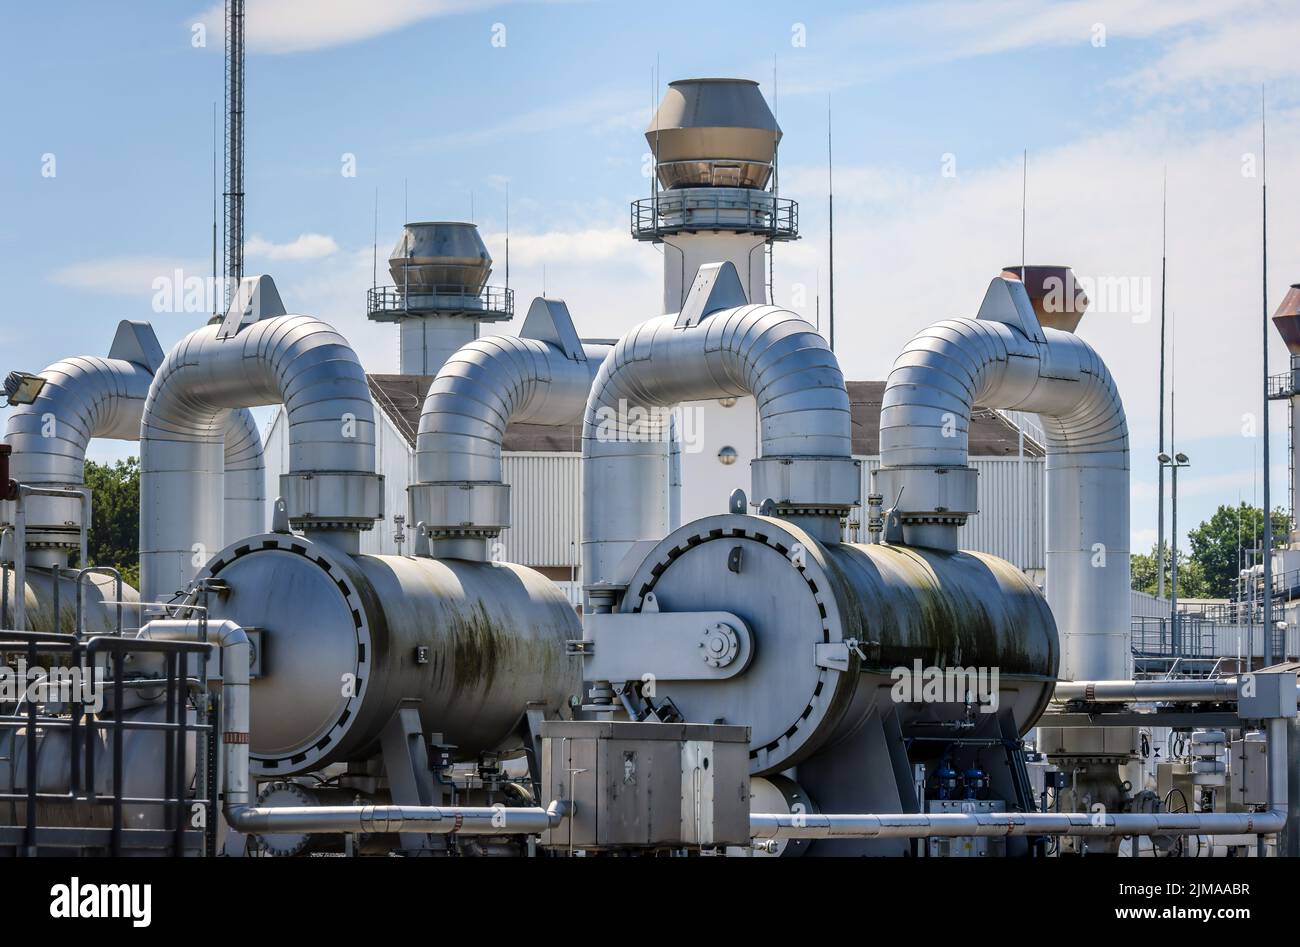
[366, 284, 514, 321]
[631, 191, 798, 240]
[0, 629, 216, 856]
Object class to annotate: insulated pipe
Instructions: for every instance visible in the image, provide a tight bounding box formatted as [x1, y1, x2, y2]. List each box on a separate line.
[411, 332, 609, 559]
[582, 278, 857, 591]
[876, 276, 1129, 681]
[136, 619, 251, 810]
[4, 350, 265, 549]
[226, 800, 570, 836]
[753, 712, 1289, 842]
[139, 315, 381, 603]
[750, 808, 1286, 840]
[138, 618, 572, 838]
[1052, 679, 1241, 704]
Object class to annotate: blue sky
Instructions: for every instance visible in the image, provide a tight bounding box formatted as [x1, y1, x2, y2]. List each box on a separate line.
[2, 0, 1299, 554]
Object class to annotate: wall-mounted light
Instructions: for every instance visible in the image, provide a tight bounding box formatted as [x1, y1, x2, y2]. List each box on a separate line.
[717, 446, 738, 466]
[4, 371, 46, 406]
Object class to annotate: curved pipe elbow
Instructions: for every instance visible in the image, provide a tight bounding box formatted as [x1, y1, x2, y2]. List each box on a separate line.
[415, 336, 607, 486]
[581, 305, 856, 588]
[140, 315, 379, 601]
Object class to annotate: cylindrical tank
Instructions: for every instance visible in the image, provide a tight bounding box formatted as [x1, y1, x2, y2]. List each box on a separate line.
[619, 514, 1058, 775]
[1, 565, 137, 635]
[194, 533, 581, 775]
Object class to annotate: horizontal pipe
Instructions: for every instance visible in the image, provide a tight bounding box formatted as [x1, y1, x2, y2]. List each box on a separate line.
[750, 809, 1286, 840]
[1052, 679, 1241, 703]
[226, 799, 570, 836]
[756, 711, 1290, 845]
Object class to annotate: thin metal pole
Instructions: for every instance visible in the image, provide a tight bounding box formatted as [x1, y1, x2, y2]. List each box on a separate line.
[1157, 168, 1167, 601]
[1262, 86, 1275, 667]
[827, 99, 834, 352]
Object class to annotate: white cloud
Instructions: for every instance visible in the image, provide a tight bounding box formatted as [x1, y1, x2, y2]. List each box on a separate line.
[245, 232, 339, 261]
[781, 1, 1300, 100]
[772, 102, 1300, 452]
[406, 89, 645, 152]
[192, 0, 581, 54]
[48, 256, 206, 297]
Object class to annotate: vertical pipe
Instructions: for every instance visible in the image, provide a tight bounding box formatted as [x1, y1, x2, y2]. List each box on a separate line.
[1172, 463, 1180, 655]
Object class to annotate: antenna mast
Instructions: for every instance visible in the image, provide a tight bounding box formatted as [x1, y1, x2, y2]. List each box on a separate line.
[1261, 86, 1274, 666]
[222, 0, 245, 307]
[1157, 168, 1168, 600]
[827, 99, 835, 352]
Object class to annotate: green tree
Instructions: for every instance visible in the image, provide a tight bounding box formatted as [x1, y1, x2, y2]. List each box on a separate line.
[1186, 503, 1287, 599]
[1131, 544, 1209, 599]
[80, 457, 140, 589]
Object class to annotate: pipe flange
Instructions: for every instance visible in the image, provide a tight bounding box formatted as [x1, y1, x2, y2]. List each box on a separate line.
[873, 466, 977, 522]
[750, 456, 861, 511]
[281, 471, 384, 529]
[253, 781, 316, 857]
[408, 481, 510, 535]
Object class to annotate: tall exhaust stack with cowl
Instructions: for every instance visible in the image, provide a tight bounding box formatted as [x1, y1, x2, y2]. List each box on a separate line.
[635, 78, 799, 525]
[367, 221, 514, 376]
[1270, 282, 1300, 547]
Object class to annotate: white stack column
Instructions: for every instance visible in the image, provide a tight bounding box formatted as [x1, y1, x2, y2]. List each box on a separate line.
[666, 233, 763, 525]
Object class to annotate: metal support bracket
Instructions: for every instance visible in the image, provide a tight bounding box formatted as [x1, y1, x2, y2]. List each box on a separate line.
[576, 610, 754, 683]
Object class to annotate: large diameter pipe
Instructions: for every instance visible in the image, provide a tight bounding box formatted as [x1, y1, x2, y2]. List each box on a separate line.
[3, 345, 264, 548]
[876, 276, 1129, 681]
[583, 266, 857, 590]
[140, 315, 380, 602]
[411, 330, 608, 558]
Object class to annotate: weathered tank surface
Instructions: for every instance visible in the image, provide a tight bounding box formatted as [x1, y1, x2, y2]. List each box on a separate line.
[195, 533, 581, 775]
[1, 566, 138, 636]
[620, 514, 1058, 775]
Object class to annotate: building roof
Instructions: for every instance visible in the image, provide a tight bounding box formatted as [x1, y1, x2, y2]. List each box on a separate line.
[367, 374, 1043, 457]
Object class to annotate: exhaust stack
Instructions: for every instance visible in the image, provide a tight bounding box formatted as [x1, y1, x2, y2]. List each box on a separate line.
[367, 222, 513, 376]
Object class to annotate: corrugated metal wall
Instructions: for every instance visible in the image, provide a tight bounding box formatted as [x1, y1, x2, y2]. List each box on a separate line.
[262, 403, 1047, 572]
[263, 405, 415, 556]
[845, 458, 1044, 569]
[500, 453, 582, 572]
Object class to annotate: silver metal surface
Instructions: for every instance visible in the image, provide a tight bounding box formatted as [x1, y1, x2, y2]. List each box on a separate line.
[1, 564, 136, 634]
[875, 274, 1130, 681]
[613, 513, 1057, 774]
[646, 79, 781, 190]
[388, 222, 492, 294]
[582, 262, 857, 590]
[194, 532, 581, 775]
[2, 321, 264, 547]
[139, 310, 380, 602]
[411, 298, 609, 557]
